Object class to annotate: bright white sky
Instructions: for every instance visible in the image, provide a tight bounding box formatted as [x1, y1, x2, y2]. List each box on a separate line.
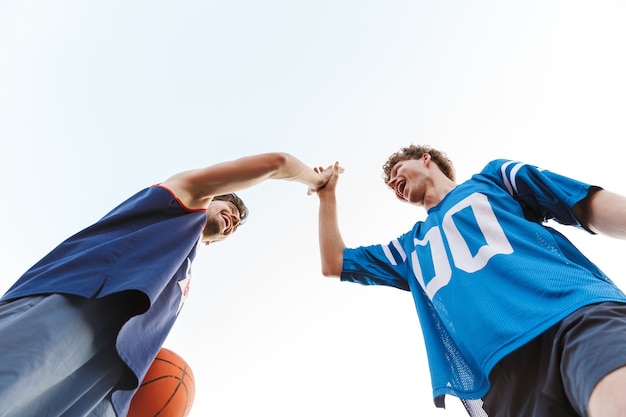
[2, 1, 626, 416]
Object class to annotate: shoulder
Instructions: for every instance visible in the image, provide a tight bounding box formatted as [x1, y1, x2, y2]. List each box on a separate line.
[478, 159, 540, 184]
[151, 184, 207, 213]
[481, 159, 519, 172]
[157, 172, 210, 210]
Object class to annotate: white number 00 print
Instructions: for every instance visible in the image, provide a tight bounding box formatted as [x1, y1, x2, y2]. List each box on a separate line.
[411, 193, 513, 299]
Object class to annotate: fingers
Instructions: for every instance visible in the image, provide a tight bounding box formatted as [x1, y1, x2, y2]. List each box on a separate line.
[333, 162, 345, 174]
[309, 162, 344, 195]
[314, 163, 344, 174]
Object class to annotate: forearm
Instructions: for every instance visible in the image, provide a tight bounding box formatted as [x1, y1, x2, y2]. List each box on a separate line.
[269, 153, 326, 191]
[318, 192, 345, 278]
[162, 152, 326, 208]
[579, 189, 626, 239]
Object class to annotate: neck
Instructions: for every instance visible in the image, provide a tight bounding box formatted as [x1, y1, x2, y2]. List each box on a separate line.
[423, 178, 457, 210]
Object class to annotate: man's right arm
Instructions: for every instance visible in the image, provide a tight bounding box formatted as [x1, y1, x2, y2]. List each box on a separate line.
[316, 163, 345, 278]
[161, 152, 330, 210]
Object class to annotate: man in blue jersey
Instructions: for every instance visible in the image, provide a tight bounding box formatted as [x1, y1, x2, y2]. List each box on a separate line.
[0, 152, 333, 417]
[316, 145, 626, 417]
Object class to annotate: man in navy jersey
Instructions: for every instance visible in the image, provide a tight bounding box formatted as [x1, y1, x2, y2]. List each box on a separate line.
[316, 145, 626, 417]
[0, 152, 332, 417]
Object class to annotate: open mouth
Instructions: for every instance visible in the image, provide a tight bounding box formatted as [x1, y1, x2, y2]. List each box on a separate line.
[221, 213, 232, 232]
[396, 181, 406, 199]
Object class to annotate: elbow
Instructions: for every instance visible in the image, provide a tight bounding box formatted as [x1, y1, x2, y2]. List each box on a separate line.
[265, 152, 291, 171]
[320, 261, 342, 279]
[319, 247, 344, 278]
[320, 268, 337, 278]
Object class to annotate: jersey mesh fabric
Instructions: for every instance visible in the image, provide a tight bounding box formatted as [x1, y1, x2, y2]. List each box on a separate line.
[341, 160, 626, 412]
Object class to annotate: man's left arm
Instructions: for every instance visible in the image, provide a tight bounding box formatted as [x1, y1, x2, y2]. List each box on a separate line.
[574, 188, 626, 239]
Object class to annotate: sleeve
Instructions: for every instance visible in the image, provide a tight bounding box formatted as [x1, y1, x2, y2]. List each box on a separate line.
[490, 159, 600, 229]
[341, 237, 411, 291]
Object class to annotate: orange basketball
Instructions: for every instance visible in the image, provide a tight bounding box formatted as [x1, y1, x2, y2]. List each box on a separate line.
[127, 348, 196, 417]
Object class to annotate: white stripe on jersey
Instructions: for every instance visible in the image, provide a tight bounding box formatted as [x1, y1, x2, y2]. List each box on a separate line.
[382, 244, 397, 265]
[382, 239, 406, 266]
[509, 162, 524, 193]
[392, 239, 407, 262]
[500, 161, 524, 196]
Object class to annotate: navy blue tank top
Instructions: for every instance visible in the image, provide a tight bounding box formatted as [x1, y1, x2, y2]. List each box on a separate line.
[2, 185, 207, 415]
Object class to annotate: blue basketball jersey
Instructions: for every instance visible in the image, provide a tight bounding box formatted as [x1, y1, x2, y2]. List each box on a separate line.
[342, 160, 626, 407]
[1, 185, 207, 416]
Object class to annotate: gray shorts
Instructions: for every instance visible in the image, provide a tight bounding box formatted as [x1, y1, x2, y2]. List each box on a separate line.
[482, 302, 626, 417]
[0, 293, 136, 417]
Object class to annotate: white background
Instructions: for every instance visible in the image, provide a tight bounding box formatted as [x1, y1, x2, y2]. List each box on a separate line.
[2, 1, 626, 415]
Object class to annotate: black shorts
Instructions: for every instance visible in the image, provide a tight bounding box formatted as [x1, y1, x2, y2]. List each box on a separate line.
[482, 302, 626, 417]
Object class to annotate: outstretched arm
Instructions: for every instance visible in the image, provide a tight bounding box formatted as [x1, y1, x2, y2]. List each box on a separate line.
[574, 188, 626, 239]
[161, 152, 331, 209]
[316, 162, 346, 278]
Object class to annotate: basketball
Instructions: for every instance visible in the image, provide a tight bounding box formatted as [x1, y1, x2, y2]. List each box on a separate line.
[127, 348, 196, 417]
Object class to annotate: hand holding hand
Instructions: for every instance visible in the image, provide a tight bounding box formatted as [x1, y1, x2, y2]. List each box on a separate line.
[309, 162, 344, 195]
